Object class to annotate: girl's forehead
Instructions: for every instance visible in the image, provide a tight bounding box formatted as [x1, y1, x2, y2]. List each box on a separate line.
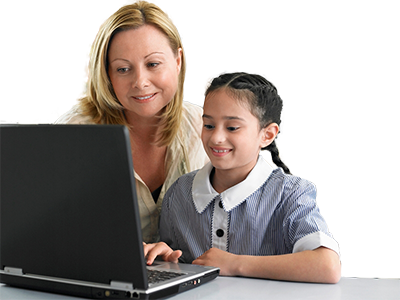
[203, 88, 257, 120]
[204, 88, 251, 111]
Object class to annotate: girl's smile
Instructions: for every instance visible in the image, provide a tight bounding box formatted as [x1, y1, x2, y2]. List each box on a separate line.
[202, 88, 272, 187]
[211, 147, 232, 156]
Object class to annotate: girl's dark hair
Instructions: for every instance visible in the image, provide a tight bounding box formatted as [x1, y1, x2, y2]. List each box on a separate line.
[205, 72, 291, 175]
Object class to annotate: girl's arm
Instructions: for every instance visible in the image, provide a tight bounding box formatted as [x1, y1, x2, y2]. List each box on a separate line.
[143, 242, 182, 265]
[193, 246, 341, 284]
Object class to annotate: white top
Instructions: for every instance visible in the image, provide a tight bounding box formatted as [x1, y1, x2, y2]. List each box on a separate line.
[56, 101, 208, 242]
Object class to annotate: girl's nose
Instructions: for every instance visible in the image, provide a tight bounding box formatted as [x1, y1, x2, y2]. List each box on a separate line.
[210, 127, 226, 144]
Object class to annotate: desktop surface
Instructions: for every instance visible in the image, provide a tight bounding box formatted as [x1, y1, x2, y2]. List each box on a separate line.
[1, 277, 399, 300]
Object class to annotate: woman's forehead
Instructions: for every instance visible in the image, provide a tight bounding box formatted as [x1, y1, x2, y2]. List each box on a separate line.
[109, 25, 172, 54]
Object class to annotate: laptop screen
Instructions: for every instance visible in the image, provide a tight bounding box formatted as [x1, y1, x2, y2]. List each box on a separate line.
[0, 125, 148, 289]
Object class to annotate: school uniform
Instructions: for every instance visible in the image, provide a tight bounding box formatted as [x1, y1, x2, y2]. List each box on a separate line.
[160, 155, 340, 263]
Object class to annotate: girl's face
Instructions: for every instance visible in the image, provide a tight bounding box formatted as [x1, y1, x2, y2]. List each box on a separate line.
[107, 24, 182, 120]
[202, 89, 274, 180]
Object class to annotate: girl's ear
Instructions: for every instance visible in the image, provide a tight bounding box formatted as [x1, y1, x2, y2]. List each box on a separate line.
[260, 123, 279, 148]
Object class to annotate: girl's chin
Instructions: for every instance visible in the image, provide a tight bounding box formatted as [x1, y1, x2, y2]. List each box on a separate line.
[209, 160, 232, 171]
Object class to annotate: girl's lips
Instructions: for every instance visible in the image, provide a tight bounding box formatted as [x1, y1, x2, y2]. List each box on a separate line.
[210, 147, 232, 156]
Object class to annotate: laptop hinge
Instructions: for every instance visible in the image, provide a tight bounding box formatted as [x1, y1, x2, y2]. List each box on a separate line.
[4, 267, 24, 276]
[110, 281, 134, 290]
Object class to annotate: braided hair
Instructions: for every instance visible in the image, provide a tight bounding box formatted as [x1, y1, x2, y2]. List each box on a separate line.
[205, 72, 291, 175]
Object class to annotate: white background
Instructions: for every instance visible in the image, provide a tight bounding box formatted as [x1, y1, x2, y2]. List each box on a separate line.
[322, 0, 400, 78]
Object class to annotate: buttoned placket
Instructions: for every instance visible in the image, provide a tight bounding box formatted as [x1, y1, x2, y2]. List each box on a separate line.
[211, 195, 229, 251]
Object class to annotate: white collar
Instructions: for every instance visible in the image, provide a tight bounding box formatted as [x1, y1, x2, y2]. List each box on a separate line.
[192, 155, 275, 213]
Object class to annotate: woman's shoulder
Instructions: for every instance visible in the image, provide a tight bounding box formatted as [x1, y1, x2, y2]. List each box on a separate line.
[182, 101, 203, 115]
[55, 105, 95, 124]
[180, 101, 203, 138]
[182, 101, 203, 126]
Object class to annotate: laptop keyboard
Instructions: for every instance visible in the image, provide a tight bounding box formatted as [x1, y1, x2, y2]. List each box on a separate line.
[147, 269, 186, 284]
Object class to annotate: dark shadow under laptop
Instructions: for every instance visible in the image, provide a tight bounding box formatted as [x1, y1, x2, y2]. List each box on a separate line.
[0, 124, 219, 299]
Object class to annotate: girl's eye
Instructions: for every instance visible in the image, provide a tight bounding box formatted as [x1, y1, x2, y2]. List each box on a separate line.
[204, 124, 214, 130]
[227, 126, 239, 132]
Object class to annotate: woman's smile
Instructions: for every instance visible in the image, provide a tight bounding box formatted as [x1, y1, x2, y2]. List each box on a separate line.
[107, 24, 182, 120]
[132, 93, 157, 102]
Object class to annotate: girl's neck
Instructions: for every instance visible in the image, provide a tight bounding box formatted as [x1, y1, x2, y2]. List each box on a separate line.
[210, 158, 259, 194]
[210, 168, 249, 194]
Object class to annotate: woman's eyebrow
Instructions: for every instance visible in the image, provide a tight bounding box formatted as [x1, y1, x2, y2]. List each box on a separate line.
[109, 52, 165, 63]
[109, 58, 130, 64]
[144, 51, 165, 59]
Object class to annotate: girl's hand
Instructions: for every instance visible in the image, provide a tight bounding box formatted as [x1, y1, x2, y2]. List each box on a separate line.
[192, 248, 239, 276]
[143, 242, 182, 265]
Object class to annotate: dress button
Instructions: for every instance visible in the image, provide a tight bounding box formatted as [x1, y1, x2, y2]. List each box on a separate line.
[216, 229, 224, 237]
[219, 201, 223, 208]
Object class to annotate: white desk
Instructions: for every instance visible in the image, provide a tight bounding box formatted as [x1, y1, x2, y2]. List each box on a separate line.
[1, 277, 399, 300]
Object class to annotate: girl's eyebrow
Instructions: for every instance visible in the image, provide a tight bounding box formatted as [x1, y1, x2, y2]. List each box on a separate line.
[202, 114, 245, 121]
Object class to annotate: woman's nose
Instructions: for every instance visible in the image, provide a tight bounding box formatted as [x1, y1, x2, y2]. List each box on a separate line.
[133, 68, 150, 90]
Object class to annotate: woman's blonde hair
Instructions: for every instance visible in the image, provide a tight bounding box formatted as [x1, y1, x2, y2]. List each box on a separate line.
[79, 1, 185, 146]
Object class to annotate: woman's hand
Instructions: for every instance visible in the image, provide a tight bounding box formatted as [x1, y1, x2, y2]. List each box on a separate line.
[192, 248, 239, 276]
[143, 242, 182, 265]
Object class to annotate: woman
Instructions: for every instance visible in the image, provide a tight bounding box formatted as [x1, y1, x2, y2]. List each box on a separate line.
[57, 1, 207, 243]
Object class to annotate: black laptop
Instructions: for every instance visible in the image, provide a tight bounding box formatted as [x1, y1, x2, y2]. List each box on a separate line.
[0, 124, 219, 299]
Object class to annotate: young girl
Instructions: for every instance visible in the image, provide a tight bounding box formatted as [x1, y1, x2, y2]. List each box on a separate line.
[144, 72, 341, 283]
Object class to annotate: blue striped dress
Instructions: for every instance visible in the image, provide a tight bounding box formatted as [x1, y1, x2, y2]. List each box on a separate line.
[159, 155, 340, 263]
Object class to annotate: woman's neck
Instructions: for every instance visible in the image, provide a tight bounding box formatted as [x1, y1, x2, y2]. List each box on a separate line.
[125, 110, 163, 145]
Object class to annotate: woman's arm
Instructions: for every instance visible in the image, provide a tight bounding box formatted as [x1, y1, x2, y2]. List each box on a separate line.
[193, 246, 341, 284]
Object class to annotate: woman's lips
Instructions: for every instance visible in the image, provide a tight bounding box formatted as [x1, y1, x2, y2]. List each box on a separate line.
[132, 93, 156, 102]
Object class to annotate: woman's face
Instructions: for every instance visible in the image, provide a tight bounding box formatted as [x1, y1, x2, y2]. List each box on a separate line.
[108, 24, 182, 121]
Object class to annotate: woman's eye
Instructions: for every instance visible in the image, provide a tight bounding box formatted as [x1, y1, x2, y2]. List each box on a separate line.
[227, 126, 239, 132]
[204, 124, 214, 130]
[147, 62, 160, 68]
[117, 67, 129, 73]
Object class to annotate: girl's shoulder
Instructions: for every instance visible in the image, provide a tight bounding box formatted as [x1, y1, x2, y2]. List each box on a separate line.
[266, 168, 317, 195]
[173, 169, 199, 188]
[163, 170, 200, 209]
[165, 169, 199, 195]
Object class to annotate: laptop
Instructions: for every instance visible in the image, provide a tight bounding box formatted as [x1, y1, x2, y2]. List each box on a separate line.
[0, 124, 219, 299]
